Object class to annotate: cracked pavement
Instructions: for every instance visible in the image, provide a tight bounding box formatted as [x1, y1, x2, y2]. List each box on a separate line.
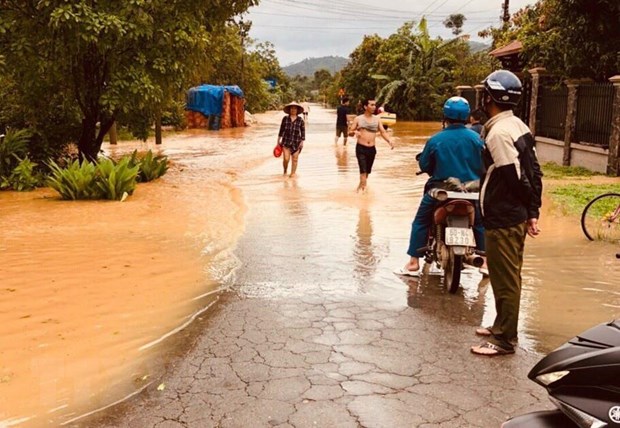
[89, 293, 548, 428]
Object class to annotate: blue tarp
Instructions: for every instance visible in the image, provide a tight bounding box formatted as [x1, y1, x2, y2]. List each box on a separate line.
[186, 85, 244, 116]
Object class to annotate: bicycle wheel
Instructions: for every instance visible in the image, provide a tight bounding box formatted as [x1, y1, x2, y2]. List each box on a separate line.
[581, 193, 620, 242]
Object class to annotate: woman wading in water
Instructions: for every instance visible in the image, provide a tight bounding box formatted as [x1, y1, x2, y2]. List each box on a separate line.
[277, 102, 306, 178]
[348, 98, 394, 192]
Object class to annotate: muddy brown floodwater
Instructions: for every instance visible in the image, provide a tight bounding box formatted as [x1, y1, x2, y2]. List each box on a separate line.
[1, 105, 619, 427]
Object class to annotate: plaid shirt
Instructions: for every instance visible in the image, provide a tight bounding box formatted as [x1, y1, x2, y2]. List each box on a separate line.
[278, 115, 305, 153]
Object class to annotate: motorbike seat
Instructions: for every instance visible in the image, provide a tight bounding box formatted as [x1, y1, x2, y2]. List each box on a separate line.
[433, 200, 475, 226]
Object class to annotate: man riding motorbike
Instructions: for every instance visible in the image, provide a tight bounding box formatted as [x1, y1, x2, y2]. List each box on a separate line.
[399, 96, 485, 275]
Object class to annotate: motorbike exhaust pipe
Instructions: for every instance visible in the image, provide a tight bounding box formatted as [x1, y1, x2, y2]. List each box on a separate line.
[465, 254, 484, 267]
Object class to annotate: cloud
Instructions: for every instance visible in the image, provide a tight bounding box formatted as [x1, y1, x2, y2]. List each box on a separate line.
[246, 0, 535, 65]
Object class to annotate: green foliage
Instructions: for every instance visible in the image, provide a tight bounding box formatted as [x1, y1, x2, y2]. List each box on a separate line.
[0, 157, 41, 191]
[129, 150, 169, 182]
[480, 0, 620, 80]
[549, 183, 620, 215]
[541, 162, 597, 179]
[95, 157, 139, 200]
[47, 157, 139, 200]
[1, 0, 258, 160]
[377, 20, 455, 120]
[0, 129, 30, 177]
[47, 159, 101, 200]
[443, 14, 466, 36]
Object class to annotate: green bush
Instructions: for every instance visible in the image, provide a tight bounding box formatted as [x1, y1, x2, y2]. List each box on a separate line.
[0, 129, 30, 177]
[47, 159, 101, 200]
[129, 150, 169, 182]
[95, 157, 139, 200]
[0, 156, 41, 191]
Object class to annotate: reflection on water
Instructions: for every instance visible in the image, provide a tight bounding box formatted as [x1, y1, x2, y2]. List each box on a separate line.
[2, 105, 619, 426]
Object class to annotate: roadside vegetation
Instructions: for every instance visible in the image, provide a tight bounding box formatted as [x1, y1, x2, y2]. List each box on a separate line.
[542, 163, 620, 216]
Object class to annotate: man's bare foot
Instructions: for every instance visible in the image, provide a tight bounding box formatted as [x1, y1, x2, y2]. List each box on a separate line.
[404, 262, 420, 271]
[289, 173, 296, 178]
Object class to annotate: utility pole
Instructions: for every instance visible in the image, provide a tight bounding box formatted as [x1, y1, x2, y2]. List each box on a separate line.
[502, 0, 510, 28]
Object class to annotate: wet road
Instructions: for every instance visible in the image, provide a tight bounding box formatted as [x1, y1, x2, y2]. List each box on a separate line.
[2, 104, 618, 427]
[85, 106, 617, 427]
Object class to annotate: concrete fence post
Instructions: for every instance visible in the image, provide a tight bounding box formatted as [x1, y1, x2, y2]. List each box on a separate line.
[456, 85, 472, 97]
[608, 75, 620, 176]
[528, 67, 546, 136]
[563, 79, 580, 166]
[474, 84, 484, 109]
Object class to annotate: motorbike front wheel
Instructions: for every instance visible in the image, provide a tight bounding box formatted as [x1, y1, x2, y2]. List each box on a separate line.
[444, 249, 462, 294]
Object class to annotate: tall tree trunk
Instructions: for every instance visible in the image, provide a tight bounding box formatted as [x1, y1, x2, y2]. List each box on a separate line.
[78, 115, 99, 162]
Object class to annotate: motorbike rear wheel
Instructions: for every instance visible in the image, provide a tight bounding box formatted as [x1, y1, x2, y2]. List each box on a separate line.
[444, 249, 462, 294]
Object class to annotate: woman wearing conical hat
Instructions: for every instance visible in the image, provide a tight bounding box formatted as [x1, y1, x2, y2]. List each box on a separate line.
[277, 102, 305, 178]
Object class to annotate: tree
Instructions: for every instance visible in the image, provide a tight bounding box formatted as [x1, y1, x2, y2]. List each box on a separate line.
[0, 0, 257, 161]
[479, 0, 620, 80]
[443, 14, 466, 36]
[378, 19, 455, 120]
[340, 35, 386, 103]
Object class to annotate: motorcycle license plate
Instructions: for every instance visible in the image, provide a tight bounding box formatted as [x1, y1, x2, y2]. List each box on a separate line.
[445, 227, 476, 246]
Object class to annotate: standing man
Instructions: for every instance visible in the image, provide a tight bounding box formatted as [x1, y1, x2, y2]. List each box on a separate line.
[348, 98, 394, 193]
[335, 97, 350, 145]
[471, 70, 543, 357]
[302, 100, 310, 122]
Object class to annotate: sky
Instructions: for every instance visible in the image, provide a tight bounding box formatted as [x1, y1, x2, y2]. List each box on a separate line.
[244, 0, 535, 66]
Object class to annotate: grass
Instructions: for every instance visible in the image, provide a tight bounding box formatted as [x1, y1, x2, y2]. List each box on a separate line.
[541, 162, 598, 179]
[539, 162, 619, 216]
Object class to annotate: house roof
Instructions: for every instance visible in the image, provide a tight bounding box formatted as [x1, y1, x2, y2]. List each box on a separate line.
[489, 40, 523, 57]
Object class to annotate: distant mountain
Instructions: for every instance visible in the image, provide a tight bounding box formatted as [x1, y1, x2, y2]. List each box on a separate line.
[468, 41, 490, 53]
[283, 56, 349, 77]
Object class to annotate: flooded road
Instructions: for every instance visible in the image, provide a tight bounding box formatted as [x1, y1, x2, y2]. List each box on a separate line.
[1, 105, 619, 427]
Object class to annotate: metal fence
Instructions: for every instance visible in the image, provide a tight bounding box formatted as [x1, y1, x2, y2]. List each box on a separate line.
[575, 83, 614, 148]
[536, 84, 568, 141]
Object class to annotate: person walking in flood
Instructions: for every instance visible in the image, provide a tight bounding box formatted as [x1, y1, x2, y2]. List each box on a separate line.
[348, 98, 394, 192]
[277, 102, 306, 178]
[471, 70, 543, 357]
[335, 97, 350, 145]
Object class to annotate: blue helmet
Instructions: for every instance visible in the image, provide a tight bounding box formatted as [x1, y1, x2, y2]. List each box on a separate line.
[443, 96, 470, 121]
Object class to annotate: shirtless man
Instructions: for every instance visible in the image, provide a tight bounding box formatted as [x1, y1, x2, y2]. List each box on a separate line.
[348, 98, 394, 192]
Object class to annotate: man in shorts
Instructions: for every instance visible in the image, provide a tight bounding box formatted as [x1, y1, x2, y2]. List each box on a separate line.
[348, 98, 394, 192]
[335, 97, 350, 145]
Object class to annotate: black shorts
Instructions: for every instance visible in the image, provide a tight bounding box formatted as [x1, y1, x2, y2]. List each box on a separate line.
[356, 144, 377, 174]
[336, 125, 348, 137]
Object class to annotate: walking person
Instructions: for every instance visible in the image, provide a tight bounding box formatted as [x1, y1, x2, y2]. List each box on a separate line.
[335, 97, 350, 145]
[348, 98, 394, 193]
[302, 101, 310, 122]
[398, 97, 485, 275]
[471, 70, 543, 357]
[277, 102, 306, 178]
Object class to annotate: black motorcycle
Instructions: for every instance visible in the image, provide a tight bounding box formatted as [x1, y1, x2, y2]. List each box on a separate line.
[503, 319, 620, 427]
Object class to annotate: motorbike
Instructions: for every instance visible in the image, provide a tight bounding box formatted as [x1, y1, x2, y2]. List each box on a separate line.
[417, 177, 484, 294]
[502, 319, 620, 427]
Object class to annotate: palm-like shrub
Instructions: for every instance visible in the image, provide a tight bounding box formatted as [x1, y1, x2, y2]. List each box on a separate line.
[47, 159, 100, 200]
[95, 157, 139, 200]
[129, 150, 169, 182]
[0, 157, 41, 191]
[0, 129, 31, 177]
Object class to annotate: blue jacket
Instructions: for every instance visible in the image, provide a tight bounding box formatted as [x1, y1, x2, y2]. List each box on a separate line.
[419, 124, 484, 189]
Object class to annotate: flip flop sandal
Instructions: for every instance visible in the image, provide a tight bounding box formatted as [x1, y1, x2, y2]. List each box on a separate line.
[394, 267, 421, 277]
[470, 342, 515, 357]
[475, 327, 493, 336]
